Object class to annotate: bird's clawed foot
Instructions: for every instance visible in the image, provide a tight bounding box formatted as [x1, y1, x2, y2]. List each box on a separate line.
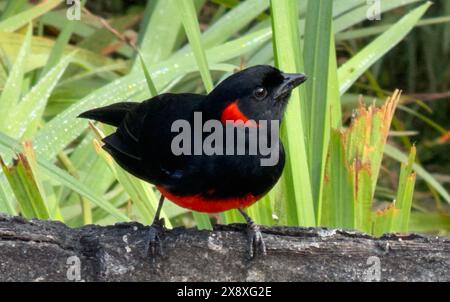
[245, 222, 267, 259]
[238, 208, 267, 259]
[144, 218, 166, 261]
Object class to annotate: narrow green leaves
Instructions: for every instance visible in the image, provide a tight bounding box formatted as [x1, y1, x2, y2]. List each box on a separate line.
[0, 142, 51, 220]
[372, 144, 418, 235]
[393, 146, 416, 232]
[138, 52, 158, 97]
[322, 91, 402, 235]
[338, 2, 431, 94]
[0, 132, 129, 221]
[3, 52, 74, 139]
[175, 0, 214, 92]
[270, 0, 315, 226]
[0, 0, 61, 32]
[321, 130, 354, 229]
[0, 23, 32, 128]
[201, 0, 269, 48]
[192, 211, 213, 230]
[0, 0, 28, 21]
[0, 174, 16, 215]
[303, 0, 333, 215]
[385, 144, 450, 204]
[134, 0, 184, 67]
[38, 157, 130, 222]
[38, 0, 86, 80]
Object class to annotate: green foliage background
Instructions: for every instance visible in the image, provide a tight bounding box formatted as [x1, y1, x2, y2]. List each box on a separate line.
[0, 0, 448, 235]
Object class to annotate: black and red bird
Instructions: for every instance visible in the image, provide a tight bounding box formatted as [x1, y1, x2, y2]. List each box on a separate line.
[79, 65, 306, 258]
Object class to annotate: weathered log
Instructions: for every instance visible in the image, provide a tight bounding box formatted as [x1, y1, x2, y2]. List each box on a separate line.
[0, 213, 448, 281]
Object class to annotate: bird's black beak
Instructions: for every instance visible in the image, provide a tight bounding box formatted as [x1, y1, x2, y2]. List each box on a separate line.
[274, 72, 307, 100]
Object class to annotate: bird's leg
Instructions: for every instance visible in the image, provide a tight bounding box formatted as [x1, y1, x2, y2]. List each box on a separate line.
[144, 195, 166, 259]
[238, 208, 267, 258]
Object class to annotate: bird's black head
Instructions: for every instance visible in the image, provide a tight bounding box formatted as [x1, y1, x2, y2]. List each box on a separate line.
[207, 65, 307, 122]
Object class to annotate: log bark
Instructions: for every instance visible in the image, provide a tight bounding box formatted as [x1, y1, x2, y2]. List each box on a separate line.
[0, 213, 448, 281]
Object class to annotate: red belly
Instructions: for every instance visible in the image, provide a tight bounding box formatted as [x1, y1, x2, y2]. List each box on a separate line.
[157, 186, 260, 213]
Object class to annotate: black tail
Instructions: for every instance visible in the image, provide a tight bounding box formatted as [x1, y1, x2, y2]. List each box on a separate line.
[78, 102, 138, 127]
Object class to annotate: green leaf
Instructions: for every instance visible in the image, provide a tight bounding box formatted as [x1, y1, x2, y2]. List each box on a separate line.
[0, 173, 17, 215]
[176, 0, 214, 92]
[192, 211, 212, 230]
[38, 158, 130, 222]
[138, 52, 158, 97]
[303, 0, 333, 215]
[334, 91, 401, 234]
[134, 0, 184, 67]
[337, 15, 450, 41]
[409, 212, 450, 233]
[0, 143, 51, 220]
[193, 0, 270, 49]
[353, 165, 372, 233]
[38, 0, 87, 80]
[270, 0, 315, 226]
[0, 23, 32, 129]
[0, 0, 28, 21]
[345, 91, 401, 194]
[0, 0, 61, 32]
[333, 0, 423, 34]
[393, 145, 416, 232]
[385, 144, 450, 205]
[338, 1, 431, 94]
[0, 31, 122, 74]
[373, 205, 398, 237]
[3, 52, 74, 139]
[327, 32, 342, 129]
[0, 132, 129, 221]
[320, 130, 354, 229]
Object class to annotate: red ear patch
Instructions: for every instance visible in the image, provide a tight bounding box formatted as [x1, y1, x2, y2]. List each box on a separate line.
[220, 101, 257, 127]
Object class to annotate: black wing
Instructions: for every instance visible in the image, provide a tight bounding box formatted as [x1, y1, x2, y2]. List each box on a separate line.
[102, 93, 205, 184]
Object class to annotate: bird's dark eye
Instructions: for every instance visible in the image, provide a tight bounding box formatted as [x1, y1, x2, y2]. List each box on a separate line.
[253, 87, 268, 100]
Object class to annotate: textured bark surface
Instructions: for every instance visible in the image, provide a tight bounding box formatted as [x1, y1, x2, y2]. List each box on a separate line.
[0, 213, 448, 281]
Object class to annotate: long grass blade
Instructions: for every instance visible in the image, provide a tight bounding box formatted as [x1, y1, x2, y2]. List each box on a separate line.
[0, 142, 51, 220]
[270, 0, 315, 226]
[338, 2, 431, 94]
[0, 132, 129, 221]
[384, 144, 450, 204]
[303, 0, 333, 215]
[0, 23, 32, 130]
[176, 0, 214, 92]
[394, 172, 416, 232]
[320, 130, 354, 228]
[38, 0, 86, 80]
[4, 52, 74, 139]
[0, 0, 60, 32]
[0, 0, 28, 21]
